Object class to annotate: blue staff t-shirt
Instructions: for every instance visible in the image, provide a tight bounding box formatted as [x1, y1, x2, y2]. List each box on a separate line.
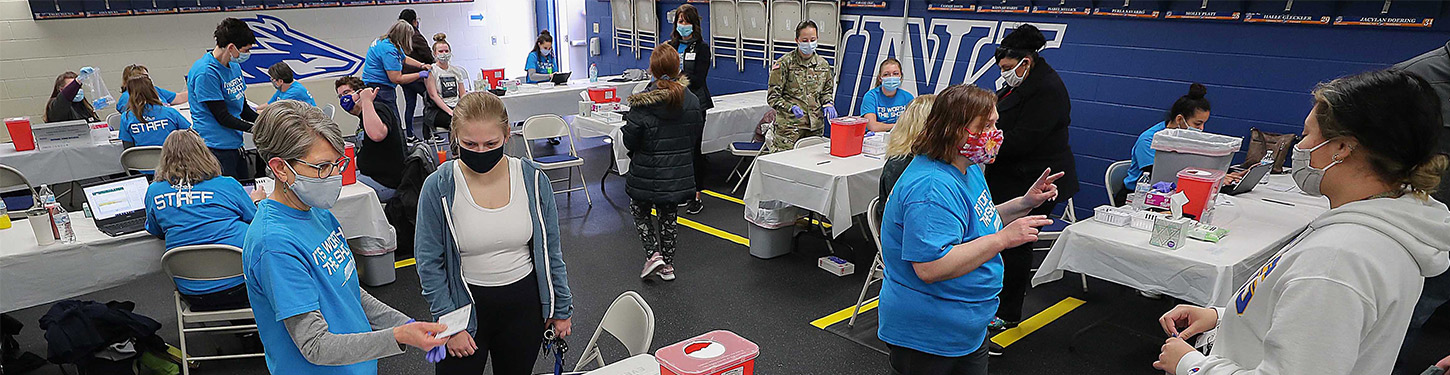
[244, 200, 374, 375]
[524, 51, 557, 83]
[858, 86, 915, 125]
[878, 155, 1004, 357]
[145, 176, 253, 295]
[269, 83, 316, 106]
[117, 87, 179, 114]
[1125, 121, 1167, 188]
[187, 52, 247, 150]
[119, 104, 191, 147]
[362, 39, 404, 87]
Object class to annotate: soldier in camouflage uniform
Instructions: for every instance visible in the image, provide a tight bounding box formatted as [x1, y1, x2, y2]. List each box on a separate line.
[765, 20, 837, 155]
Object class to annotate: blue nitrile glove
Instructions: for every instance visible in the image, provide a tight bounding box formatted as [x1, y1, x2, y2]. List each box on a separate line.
[427, 345, 447, 363]
[418, 70, 430, 79]
[790, 105, 804, 119]
[823, 104, 838, 120]
[1152, 181, 1176, 194]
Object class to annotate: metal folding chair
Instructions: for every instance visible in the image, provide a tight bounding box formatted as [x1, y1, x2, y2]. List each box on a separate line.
[522, 115, 592, 205]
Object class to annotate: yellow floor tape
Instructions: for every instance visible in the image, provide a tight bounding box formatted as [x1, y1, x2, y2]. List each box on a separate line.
[394, 257, 416, 269]
[653, 208, 750, 246]
[810, 296, 1086, 348]
[811, 299, 879, 329]
[701, 190, 745, 205]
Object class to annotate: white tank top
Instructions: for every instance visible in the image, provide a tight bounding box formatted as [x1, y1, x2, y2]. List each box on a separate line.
[451, 158, 534, 287]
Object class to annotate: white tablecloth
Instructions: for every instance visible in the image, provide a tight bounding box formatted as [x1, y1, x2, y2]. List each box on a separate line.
[500, 76, 642, 121]
[0, 213, 163, 313]
[742, 143, 884, 237]
[573, 90, 770, 175]
[0, 141, 125, 188]
[0, 182, 394, 312]
[1031, 175, 1331, 306]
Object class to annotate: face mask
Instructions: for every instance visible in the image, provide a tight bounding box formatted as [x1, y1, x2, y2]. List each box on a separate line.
[677, 23, 693, 38]
[1180, 118, 1202, 132]
[435, 52, 452, 63]
[959, 129, 1005, 165]
[540, 48, 552, 57]
[881, 76, 902, 92]
[798, 41, 817, 56]
[459, 144, 506, 174]
[1002, 59, 1027, 88]
[235, 50, 251, 64]
[1290, 139, 1349, 196]
[283, 162, 343, 209]
[72, 91, 85, 102]
[339, 94, 356, 113]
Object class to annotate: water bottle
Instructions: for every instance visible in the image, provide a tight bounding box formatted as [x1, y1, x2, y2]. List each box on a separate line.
[1135, 171, 1153, 194]
[1259, 149, 1276, 167]
[76, 66, 115, 110]
[51, 203, 75, 244]
[589, 63, 598, 83]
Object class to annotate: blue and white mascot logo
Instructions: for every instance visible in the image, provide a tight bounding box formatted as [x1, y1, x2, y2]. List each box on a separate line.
[238, 14, 364, 85]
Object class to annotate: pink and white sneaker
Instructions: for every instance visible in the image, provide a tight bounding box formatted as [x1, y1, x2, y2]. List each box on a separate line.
[641, 253, 665, 279]
[657, 265, 676, 281]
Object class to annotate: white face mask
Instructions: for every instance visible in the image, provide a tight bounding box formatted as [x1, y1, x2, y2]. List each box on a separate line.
[1002, 58, 1027, 88]
[1290, 139, 1349, 196]
[1180, 118, 1202, 132]
[435, 52, 452, 63]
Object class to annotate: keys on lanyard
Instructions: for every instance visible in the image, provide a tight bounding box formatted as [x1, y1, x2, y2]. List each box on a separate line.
[541, 328, 568, 375]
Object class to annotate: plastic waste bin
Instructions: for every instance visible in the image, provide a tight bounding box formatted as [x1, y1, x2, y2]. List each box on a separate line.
[744, 200, 800, 259]
[1150, 129, 1242, 186]
[350, 236, 397, 287]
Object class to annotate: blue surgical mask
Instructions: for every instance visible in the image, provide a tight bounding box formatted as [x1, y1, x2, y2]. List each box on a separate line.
[235, 51, 251, 64]
[72, 91, 85, 102]
[339, 94, 356, 112]
[881, 76, 902, 92]
[284, 162, 343, 209]
[541, 48, 552, 57]
[799, 41, 818, 56]
[676, 23, 693, 38]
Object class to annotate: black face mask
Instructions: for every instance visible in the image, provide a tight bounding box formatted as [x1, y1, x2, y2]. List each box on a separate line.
[459, 144, 505, 174]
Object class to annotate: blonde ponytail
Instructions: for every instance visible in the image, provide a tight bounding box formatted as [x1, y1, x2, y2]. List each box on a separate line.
[1408, 154, 1448, 197]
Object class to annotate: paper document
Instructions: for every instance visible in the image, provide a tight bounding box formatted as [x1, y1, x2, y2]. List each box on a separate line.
[437, 304, 472, 338]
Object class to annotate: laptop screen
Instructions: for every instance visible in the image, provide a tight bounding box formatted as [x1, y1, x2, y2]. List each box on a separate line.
[82, 176, 149, 221]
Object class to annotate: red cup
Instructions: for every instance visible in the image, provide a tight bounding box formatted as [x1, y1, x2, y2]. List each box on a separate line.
[5, 117, 36, 151]
[342, 143, 357, 186]
[437, 149, 447, 164]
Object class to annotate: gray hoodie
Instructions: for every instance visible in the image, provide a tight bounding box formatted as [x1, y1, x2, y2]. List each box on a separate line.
[1180, 195, 1450, 375]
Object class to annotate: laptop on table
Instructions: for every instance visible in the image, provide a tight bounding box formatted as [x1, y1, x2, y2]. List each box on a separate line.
[1220, 161, 1273, 195]
[550, 72, 572, 84]
[82, 176, 150, 237]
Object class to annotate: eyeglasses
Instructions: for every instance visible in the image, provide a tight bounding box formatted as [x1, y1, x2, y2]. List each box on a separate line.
[290, 156, 351, 179]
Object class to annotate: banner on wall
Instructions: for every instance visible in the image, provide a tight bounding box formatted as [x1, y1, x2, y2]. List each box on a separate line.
[31, 0, 471, 19]
[238, 14, 365, 85]
[1032, 6, 1092, 16]
[978, 4, 1032, 14]
[1092, 7, 1160, 19]
[1333, 15, 1434, 28]
[1243, 13, 1331, 25]
[843, 1, 886, 8]
[926, 0, 976, 12]
[1164, 11, 1241, 20]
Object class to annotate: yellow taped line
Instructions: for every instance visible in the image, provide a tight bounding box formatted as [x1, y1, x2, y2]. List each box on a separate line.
[652, 209, 750, 247]
[701, 190, 745, 205]
[990, 297, 1086, 347]
[811, 299, 879, 329]
[394, 257, 416, 269]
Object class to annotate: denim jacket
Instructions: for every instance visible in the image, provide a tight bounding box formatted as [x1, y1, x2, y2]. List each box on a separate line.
[414, 159, 573, 335]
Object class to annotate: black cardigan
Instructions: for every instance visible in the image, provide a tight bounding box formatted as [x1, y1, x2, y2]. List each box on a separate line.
[668, 37, 714, 110]
[622, 79, 704, 204]
[987, 59, 1080, 205]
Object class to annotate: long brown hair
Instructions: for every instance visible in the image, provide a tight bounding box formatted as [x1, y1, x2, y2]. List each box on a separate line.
[911, 84, 997, 162]
[648, 44, 685, 108]
[382, 20, 413, 54]
[670, 4, 702, 42]
[45, 71, 95, 122]
[531, 30, 554, 56]
[120, 64, 149, 93]
[125, 76, 164, 119]
[156, 130, 222, 186]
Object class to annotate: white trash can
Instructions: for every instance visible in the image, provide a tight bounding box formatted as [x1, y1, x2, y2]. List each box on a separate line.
[1150, 129, 1243, 186]
[745, 200, 801, 259]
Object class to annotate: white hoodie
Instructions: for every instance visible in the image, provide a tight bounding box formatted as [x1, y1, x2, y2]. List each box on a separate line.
[1179, 195, 1450, 375]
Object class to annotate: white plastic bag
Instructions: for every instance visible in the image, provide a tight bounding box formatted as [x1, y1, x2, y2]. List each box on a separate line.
[744, 200, 801, 229]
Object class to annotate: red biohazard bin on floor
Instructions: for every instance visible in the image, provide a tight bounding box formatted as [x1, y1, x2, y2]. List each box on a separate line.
[342, 143, 357, 186]
[5, 117, 35, 151]
[587, 86, 619, 103]
[829, 116, 868, 157]
[480, 68, 506, 89]
[657, 330, 758, 375]
[1177, 167, 1225, 220]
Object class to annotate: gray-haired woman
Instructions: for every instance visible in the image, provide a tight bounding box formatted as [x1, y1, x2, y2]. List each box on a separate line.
[241, 100, 447, 374]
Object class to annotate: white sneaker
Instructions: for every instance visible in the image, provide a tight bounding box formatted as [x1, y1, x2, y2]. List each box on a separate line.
[657, 265, 676, 281]
[641, 254, 665, 279]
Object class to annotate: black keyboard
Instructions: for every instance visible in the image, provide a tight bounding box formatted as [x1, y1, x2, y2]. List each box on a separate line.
[101, 216, 147, 236]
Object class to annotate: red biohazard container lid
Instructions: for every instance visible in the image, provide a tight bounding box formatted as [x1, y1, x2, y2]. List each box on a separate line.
[829, 116, 867, 127]
[656, 330, 759, 375]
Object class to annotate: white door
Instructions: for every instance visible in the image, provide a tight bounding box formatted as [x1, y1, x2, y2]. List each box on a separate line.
[555, 0, 589, 76]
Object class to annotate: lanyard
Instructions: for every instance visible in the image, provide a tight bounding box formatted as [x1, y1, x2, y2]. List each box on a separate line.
[541, 328, 567, 375]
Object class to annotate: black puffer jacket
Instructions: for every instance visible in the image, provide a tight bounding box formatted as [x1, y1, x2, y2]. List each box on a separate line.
[623, 78, 703, 204]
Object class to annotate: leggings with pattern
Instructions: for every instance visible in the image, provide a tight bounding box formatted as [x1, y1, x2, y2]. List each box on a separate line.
[630, 201, 678, 264]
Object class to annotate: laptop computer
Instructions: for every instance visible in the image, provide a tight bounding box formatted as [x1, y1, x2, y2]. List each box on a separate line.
[81, 176, 150, 237]
[1220, 162, 1273, 195]
[550, 72, 572, 84]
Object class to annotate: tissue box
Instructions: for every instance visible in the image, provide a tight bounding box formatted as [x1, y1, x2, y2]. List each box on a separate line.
[1150, 216, 1192, 250]
[818, 256, 855, 276]
[1144, 191, 1172, 209]
[591, 102, 623, 112]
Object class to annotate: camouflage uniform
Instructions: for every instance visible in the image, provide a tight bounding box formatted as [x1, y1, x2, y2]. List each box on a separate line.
[765, 51, 835, 155]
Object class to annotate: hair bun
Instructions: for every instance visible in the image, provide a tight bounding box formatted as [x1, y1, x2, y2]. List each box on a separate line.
[1003, 24, 1046, 51]
[1187, 83, 1207, 100]
[433, 32, 447, 42]
[540, 30, 551, 36]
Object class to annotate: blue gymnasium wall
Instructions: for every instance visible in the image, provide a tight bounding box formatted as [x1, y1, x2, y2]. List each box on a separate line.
[586, 0, 1450, 215]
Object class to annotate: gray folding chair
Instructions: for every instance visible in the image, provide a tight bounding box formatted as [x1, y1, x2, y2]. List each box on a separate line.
[0, 164, 34, 198]
[737, 0, 771, 70]
[161, 244, 263, 374]
[1106, 160, 1132, 206]
[709, 0, 742, 69]
[849, 197, 886, 327]
[105, 112, 122, 131]
[804, 0, 840, 62]
[794, 135, 828, 149]
[633, 0, 659, 57]
[768, 0, 804, 60]
[612, 0, 636, 57]
[320, 103, 336, 120]
[522, 115, 592, 205]
[574, 291, 655, 372]
[120, 146, 164, 175]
